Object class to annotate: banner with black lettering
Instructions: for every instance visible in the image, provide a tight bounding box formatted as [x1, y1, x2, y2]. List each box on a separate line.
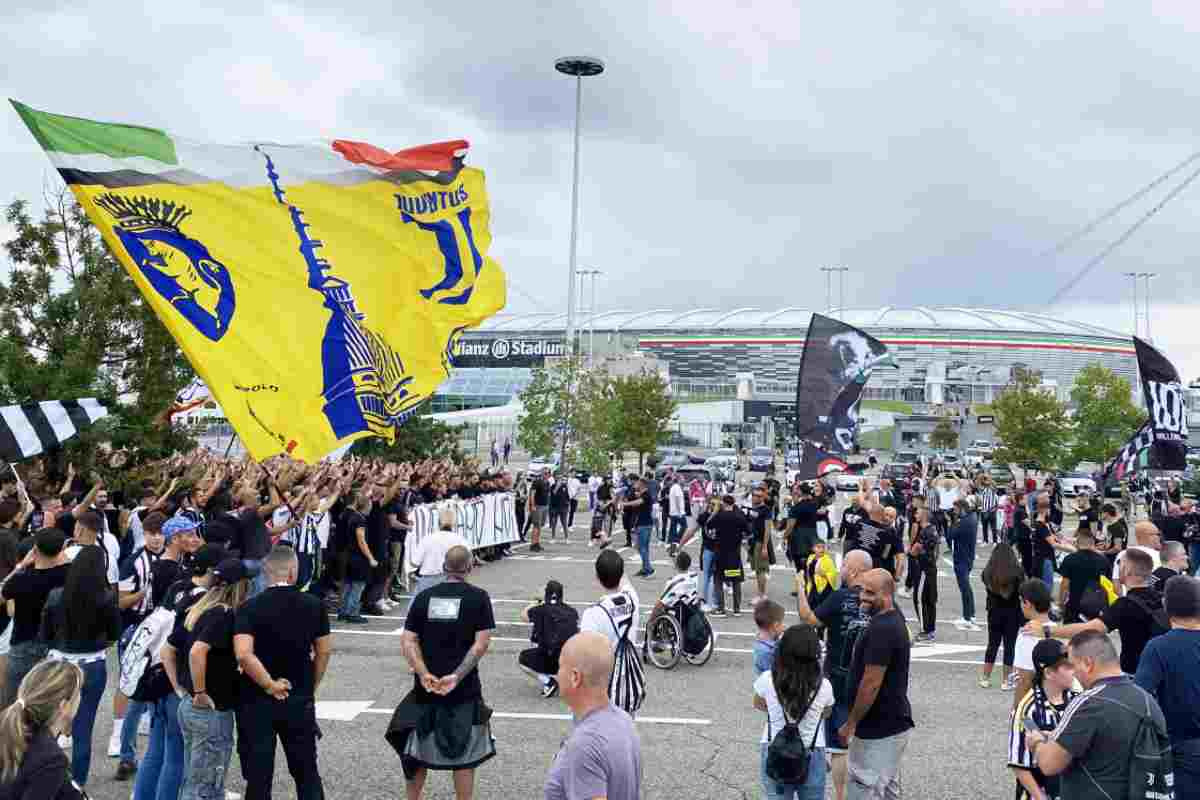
[403, 492, 519, 572]
[794, 313, 897, 455]
[1135, 337, 1189, 444]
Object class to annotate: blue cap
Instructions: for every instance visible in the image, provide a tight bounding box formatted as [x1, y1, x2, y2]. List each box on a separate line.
[162, 516, 200, 541]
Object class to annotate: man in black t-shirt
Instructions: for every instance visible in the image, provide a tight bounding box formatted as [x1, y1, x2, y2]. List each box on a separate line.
[1033, 547, 1164, 674]
[1151, 541, 1188, 589]
[841, 568, 913, 798]
[232, 486, 282, 598]
[528, 470, 551, 553]
[396, 545, 497, 796]
[233, 546, 332, 800]
[1056, 529, 1110, 623]
[1, 528, 69, 706]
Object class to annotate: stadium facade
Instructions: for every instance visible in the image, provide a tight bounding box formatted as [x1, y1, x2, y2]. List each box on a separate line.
[434, 306, 1138, 413]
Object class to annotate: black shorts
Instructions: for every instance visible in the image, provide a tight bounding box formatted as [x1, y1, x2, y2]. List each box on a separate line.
[518, 647, 557, 677]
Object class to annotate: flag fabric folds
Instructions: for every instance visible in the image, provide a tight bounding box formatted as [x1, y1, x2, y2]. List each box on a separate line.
[0, 399, 108, 463]
[794, 443, 849, 482]
[12, 101, 506, 463]
[793, 313, 897, 456]
[1101, 337, 1188, 480]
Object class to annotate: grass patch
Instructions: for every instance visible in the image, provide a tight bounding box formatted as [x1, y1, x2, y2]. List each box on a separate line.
[859, 426, 895, 450]
[862, 400, 913, 415]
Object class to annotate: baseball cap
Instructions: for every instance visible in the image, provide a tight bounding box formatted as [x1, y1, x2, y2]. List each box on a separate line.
[162, 516, 200, 541]
[190, 545, 230, 576]
[212, 558, 249, 586]
[1032, 639, 1069, 673]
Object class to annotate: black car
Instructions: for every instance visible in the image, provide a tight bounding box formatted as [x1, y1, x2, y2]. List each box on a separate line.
[881, 462, 913, 482]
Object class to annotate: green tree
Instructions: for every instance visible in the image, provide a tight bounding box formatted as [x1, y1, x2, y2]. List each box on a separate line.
[1, 193, 193, 470]
[517, 357, 581, 462]
[611, 370, 677, 472]
[349, 400, 464, 462]
[1067, 364, 1146, 468]
[992, 369, 1072, 471]
[929, 418, 959, 450]
[572, 369, 621, 474]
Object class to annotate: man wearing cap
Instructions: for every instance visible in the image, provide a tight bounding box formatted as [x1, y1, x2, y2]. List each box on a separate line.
[519, 580, 580, 699]
[234, 545, 332, 800]
[1, 527, 69, 705]
[408, 507, 471, 598]
[1136, 575, 1200, 798]
[394, 545, 496, 799]
[1008, 638, 1078, 800]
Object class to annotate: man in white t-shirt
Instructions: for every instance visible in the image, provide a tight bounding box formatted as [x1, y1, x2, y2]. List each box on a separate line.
[587, 474, 602, 512]
[567, 474, 583, 530]
[63, 508, 120, 585]
[1011, 576, 1054, 708]
[579, 550, 640, 649]
[407, 506, 470, 597]
[1112, 520, 1162, 586]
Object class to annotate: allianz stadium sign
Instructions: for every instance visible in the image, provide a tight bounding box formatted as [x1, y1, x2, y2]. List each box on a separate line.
[452, 338, 567, 367]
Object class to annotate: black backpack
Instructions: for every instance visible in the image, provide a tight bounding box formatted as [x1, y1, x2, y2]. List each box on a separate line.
[537, 603, 579, 662]
[681, 602, 709, 656]
[765, 685, 821, 785]
[1089, 689, 1175, 800]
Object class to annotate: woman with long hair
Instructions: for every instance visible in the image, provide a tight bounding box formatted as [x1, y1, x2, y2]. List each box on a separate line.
[979, 541, 1025, 690]
[38, 546, 120, 787]
[0, 659, 85, 798]
[177, 559, 250, 800]
[752, 625, 834, 799]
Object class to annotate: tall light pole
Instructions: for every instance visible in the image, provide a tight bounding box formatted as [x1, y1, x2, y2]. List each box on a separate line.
[819, 267, 835, 315]
[1140, 272, 1157, 341]
[555, 56, 605, 358]
[578, 268, 602, 364]
[834, 267, 849, 316]
[1122, 271, 1139, 336]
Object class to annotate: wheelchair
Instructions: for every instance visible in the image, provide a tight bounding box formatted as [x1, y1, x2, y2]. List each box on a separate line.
[643, 599, 716, 670]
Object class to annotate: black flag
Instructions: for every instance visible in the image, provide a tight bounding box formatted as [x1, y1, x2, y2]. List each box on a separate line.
[794, 314, 897, 455]
[792, 442, 850, 482]
[1135, 337, 1189, 445]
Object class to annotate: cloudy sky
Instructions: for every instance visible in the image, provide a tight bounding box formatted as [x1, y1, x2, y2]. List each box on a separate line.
[2, 1, 1199, 378]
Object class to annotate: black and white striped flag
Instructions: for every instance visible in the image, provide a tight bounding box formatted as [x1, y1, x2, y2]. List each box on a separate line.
[1102, 421, 1156, 481]
[0, 399, 108, 463]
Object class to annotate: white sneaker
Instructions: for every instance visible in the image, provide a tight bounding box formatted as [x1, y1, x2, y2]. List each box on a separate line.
[952, 617, 969, 628]
[57, 735, 72, 751]
[107, 728, 121, 758]
[967, 621, 983, 632]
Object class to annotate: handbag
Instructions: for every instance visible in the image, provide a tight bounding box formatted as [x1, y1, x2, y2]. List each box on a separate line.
[764, 687, 821, 785]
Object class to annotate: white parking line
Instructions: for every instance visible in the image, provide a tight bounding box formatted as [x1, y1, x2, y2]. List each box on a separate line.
[351, 707, 711, 726]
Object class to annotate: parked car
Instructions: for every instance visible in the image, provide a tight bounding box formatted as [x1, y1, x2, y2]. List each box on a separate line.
[704, 458, 736, 482]
[940, 453, 962, 469]
[892, 450, 921, 467]
[964, 448, 991, 468]
[663, 431, 702, 448]
[881, 462, 914, 482]
[970, 439, 994, 452]
[988, 465, 1015, 486]
[1056, 471, 1097, 497]
[748, 447, 775, 471]
[527, 455, 561, 475]
[714, 447, 738, 460]
[653, 449, 691, 471]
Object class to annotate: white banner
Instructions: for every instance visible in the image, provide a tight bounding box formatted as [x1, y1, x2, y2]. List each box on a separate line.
[404, 491, 519, 572]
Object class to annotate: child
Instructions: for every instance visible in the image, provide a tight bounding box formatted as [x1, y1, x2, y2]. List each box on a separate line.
[803, 539, 839, 610]
[752, 599, 786, 678]
[652, 550, 700, 623]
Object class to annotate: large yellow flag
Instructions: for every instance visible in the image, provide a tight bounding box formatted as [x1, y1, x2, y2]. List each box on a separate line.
[12, 101, 506, 462]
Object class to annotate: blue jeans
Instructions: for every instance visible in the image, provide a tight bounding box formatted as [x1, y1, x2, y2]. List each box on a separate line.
[637, 525, 653, 574]
[70, 658, 107, 786]
[1189, 543, 1200, 577]
[1040, 557, 1055, 589]
[760, 743, 826, 799]
[119, 636, 150, 763]
[668, 515, 687, 545]
[339, 581, 366, 617]
[699, 549, 718, 606]
[133, 693, 183, 800]
[954, 561, 975, 620]
[179, 695, 236, 800]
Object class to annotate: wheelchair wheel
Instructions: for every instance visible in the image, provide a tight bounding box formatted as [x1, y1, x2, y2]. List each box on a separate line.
[682, 612, 716, 666]
[646, 613, 683, 670]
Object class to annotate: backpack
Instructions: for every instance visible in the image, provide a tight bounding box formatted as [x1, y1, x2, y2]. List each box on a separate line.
[765, 686, 821, 785]
[1078, 575, 1119, 621]
[118, 606, 175, 702]
[1089, 689, 1175, 800]
[536, 603, 579, 662]
[600, 600, 646, 715]
[681, 602, 709, 656]
[1126, 591, 1171, 639]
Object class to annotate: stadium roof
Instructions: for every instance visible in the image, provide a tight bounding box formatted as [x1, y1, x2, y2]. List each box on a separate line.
[478, 306, 1129, 339]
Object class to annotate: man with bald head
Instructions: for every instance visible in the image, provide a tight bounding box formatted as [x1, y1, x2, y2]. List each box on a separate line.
[797, 548, 872, 800]
[1112, 519, 1163, 585]
[544, 632, 642, 800]
[840, 568, 913, 800]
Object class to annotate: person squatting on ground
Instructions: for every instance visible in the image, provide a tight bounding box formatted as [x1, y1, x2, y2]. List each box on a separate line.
[394, 545, 496, 800]
[519, 580, 580, 699]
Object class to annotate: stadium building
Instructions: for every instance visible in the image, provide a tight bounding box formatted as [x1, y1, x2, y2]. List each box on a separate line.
[434, 306, 1138, 413]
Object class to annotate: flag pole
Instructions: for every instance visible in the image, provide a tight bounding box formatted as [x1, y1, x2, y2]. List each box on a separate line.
[7, 463, 30, 507]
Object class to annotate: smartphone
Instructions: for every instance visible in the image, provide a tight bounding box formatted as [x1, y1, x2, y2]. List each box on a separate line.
[1023, 717, 1042, 735]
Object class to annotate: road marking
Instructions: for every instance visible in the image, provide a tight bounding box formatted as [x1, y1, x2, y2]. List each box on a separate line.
[315, 702, 710, 725]
[313, 701, 375, 721]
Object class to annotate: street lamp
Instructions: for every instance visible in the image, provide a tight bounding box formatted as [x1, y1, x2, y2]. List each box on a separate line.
[1139, 272, 1157, 341]
[555, 56, 605, 359]
[1121, 271, 1139, 337]
[819, 266, 848, 317]
[578, 268, 602, 364]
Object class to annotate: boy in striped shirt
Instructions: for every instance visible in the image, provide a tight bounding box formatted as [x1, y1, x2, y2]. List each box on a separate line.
[1008, 639, 1077, 800]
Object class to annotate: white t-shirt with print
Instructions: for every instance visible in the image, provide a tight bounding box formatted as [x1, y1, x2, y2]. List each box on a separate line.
[1014, 623, 1055, 672]
[754, 672, 834, 746]
[580, 578, 640, 648]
